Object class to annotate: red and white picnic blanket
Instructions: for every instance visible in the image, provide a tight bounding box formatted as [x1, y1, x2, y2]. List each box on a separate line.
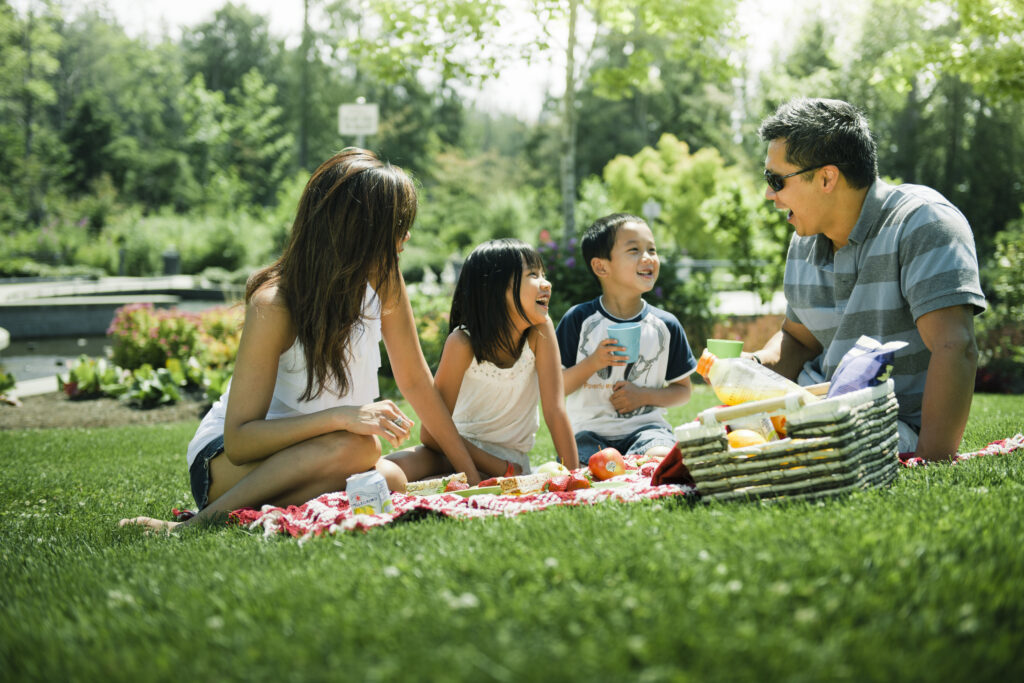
[230, 455, 689, 541]
[900, 432, 1024, 467]
[225, 433, 1024, 541]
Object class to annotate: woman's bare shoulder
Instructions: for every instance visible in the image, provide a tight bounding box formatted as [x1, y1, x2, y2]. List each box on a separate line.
[244, 283, 296, 348]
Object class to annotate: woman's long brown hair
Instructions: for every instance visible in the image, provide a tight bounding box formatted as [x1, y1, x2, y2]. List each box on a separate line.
[246, 148, 417, 400]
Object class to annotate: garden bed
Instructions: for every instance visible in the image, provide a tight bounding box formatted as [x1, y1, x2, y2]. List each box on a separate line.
[0, 391, 208, 430]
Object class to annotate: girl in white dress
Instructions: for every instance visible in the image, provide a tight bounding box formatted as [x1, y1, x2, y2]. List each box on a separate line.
[120, 149, 479, 532]
[389, 239, 578, 480]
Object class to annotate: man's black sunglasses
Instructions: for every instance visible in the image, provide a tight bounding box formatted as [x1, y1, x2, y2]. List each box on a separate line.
[764, 163, 829, 192]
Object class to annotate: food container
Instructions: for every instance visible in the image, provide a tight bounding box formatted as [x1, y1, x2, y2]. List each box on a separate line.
[346, 471, 394, 514]
[674, 379, 900, 503]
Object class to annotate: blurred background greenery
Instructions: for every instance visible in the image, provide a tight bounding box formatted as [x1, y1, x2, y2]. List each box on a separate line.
[2, 0, 1022, 390]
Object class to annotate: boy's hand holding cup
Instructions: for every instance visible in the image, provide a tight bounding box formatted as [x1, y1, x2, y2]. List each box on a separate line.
[607, 322, 642, 363]
[592, 338, 628, 369]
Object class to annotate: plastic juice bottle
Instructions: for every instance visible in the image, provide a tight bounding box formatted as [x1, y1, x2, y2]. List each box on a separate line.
[696, 349, 816, 406]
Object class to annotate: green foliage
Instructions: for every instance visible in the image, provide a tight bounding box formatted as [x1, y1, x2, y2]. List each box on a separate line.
[56, 355, 129, 400]
[98, 209, 283, 277]
[699, 178, 790, 302]
[2, 393, 1024, 680]
[0, 363, 17, 395]
[975, 214, 1024, 392]
[181, 4, 282, 101]
[411, 150, 559, 264]
[379, 289, 451, 388]
[878, 0, 1024, 103]
[602, 133, 732, 255]
[120, 364, 183, 409]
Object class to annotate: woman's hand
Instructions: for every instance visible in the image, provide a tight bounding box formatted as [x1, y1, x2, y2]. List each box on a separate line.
[335, 400, 414, 449]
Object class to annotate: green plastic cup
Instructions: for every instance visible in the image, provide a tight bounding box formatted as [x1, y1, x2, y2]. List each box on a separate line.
[706, 338, 744, 358]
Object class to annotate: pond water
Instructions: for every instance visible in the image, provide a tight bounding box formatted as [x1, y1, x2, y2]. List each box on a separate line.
[0, 299, 231, 383]
[1, 336, 110, 382]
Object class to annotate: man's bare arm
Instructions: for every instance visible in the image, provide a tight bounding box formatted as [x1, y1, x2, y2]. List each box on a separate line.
[750, 318, 822, 382]
[913, 305, 979, 461]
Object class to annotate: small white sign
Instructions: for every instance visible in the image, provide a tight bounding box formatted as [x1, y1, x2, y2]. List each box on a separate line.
[642, 198, 661, 222]
[338, 103, 379, 136]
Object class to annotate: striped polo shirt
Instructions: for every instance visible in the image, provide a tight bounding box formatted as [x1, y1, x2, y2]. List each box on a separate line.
[784, 179, 986, 429]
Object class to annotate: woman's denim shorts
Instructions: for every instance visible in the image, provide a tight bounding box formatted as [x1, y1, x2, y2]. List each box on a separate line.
[189, 435, 225, 510]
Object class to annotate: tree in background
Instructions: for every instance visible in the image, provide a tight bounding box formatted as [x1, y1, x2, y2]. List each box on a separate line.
[340, 0, 739, 245]
[3, 0, 1023, 299]
[0, 1, 63, 227]
[180, 3, 283, 104]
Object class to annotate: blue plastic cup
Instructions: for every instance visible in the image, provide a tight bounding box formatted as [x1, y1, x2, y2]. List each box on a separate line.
[607, 322, 642, 363]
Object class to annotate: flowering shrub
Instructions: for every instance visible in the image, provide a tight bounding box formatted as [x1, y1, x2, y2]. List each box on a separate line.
[107, 303, 242, 373]
[108, 304, 202, 369]
[61, 303, 247, 407]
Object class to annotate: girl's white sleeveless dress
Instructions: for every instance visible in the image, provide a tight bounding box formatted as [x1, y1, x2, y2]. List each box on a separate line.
[450, 335, 539, 473]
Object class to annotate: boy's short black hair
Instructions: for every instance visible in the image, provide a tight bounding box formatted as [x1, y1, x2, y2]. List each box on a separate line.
[581, 213, 647, 282]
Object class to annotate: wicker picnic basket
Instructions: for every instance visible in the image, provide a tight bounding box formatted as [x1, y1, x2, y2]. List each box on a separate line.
[673, 379, 901, 503]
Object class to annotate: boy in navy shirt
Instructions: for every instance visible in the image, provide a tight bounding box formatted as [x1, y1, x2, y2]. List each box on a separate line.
[556, 213, 697, 464]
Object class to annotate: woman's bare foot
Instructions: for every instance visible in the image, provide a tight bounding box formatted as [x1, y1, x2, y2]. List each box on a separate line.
[118, 516, 182, 534]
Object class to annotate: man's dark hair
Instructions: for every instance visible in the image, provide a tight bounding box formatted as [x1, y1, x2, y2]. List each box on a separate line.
[580, 213, 646, 282]
[758, 98, 878, 189]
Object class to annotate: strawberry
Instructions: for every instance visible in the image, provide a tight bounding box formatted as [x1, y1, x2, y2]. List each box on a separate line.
[566, 474, 591, 490]
[544, 475, 571, 492]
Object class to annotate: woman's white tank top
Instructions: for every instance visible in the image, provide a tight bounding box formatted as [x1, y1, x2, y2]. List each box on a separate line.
[186, 285, 382, 468]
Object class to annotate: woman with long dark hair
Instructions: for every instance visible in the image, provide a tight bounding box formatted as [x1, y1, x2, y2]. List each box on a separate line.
[121, 149, 479, 532]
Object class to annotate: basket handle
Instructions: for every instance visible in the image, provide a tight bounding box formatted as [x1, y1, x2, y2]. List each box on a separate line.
[698, 382, 830, 425]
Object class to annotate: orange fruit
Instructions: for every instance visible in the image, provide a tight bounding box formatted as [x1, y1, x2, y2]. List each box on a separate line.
[727, 429, 768, 449]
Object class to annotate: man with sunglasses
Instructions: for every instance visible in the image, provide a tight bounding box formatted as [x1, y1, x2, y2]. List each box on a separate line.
[749, 97, 986, 461]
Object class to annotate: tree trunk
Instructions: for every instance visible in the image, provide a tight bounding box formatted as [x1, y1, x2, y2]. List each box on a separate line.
[23, 10, 41, 227]
[560, 0, 578, 246]
[299, 0, 311, 169]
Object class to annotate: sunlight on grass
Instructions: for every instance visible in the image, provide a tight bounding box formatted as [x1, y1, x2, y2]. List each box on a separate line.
[1, 391, 1022, 680]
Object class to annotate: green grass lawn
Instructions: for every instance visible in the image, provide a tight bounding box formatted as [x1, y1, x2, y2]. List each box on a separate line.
[2, 387, 1023, 682]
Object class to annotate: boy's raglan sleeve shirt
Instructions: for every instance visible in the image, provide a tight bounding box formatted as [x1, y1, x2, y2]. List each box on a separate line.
[555, 304, 584, 369]
[657, 309, 697, 383]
